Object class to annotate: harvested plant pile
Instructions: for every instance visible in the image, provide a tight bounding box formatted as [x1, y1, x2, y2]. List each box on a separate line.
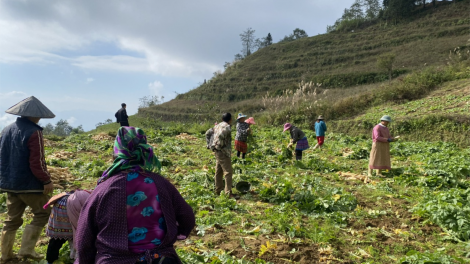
[176, 133, 198, 142]
[92, 133, 115, 141]
[43, 138, 57, 147]
[48, 151, 74, 160]
[48, 167, 75, 188]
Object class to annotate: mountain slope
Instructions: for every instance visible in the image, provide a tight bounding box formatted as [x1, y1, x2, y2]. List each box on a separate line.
[140, 1, 469, 122]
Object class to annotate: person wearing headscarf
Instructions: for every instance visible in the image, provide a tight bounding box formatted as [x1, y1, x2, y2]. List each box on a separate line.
[75, 127, 195, 264]
[366, 115, 398, 183]
[284, 123, 309, 161]
[43, 190, 91, 264]
[0, 96, 55, 263]
[234, 113, 251, 159]
[313, 115, 327, 150]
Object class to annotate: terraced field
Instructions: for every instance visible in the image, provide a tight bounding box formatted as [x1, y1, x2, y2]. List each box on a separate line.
[1, 125, 469, 264]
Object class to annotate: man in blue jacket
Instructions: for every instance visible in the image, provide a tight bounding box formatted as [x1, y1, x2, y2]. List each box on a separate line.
[0, 96, 55, 263]
[313, 115, 327, 150]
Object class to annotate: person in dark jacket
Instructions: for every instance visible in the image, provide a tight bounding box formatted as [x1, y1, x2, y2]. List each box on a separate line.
[75, 127, 195, 264]
[115, 103, 129, 127]
[0, 96, 55, 263]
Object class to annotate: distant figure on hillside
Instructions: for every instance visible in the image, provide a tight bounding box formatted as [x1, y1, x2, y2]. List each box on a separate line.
[0, 96, 55, 263]
[367, 115, 399, 183]
[284, 123, 309, 161]
[75, 127, 195, 264]
[210, 113, 238, 199]
[234, 113, 251, 159]
[115, 103, 129, 127]
[313, 115, 327, 150]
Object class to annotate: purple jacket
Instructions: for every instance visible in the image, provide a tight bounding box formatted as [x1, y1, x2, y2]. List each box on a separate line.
[75, 171, 195, 264]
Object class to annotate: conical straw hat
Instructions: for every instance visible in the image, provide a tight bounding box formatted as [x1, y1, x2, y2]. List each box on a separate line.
[5, 96, 55, 118]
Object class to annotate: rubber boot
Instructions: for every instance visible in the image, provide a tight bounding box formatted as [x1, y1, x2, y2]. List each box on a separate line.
[1, 230, 17, 264]
[18, 225, 44, 260]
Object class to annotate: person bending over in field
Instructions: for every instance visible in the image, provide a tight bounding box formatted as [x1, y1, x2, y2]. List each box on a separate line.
[284, 123, 309, 161]
[366, 115, 399, 183]
[43, 189, 91, 264]
[234, 113, 251, 159]
[210, 113, 239, 199]
[313, 115, 327, 150]
[75, 127, 195, 264]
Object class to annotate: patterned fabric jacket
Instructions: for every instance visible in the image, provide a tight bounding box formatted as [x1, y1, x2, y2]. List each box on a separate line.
[0, 117, 51, 193]
[75, 171, 195, 264]
[205, 127, 214, 149]
[289, 126, 306, 143]
[211, 122, 232, 157]
[235, 122, 250, 142]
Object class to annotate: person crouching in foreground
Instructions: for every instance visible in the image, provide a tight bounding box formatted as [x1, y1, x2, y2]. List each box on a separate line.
[43, 190, 91, 264]
[0, 96, 55, 263]
[313, 115, 327, 150]
[234, 113, 251, 159]
[75, 127, 195, 264]
[284, 123, 309, 161]
[366, 115, 398, 183]
[210, 113, 238, 199]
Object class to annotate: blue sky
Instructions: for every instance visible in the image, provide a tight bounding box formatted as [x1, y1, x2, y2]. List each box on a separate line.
[0, 0, 355, 131]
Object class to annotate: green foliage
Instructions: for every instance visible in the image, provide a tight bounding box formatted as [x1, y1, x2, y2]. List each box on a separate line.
[259, 177, 357, 214]
[280, 28, 308, 42]
[26, 121, 470, 263]
[411, 189, 470, 241]
[377, 53, 396, 82]
[399, 250, 458, 264]
[43, 119, 84, 137]
[0, 193, 6, 213]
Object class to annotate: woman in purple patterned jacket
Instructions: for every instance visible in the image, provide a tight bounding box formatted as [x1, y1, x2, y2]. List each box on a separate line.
[75, 127, 195, 264]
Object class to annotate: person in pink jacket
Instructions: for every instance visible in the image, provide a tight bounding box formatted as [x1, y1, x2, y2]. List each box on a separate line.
[366, 115, 399, 183]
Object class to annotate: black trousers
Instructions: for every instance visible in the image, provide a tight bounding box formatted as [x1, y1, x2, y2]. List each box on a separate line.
[236, 151, 246, 159]
[120, 121, 130, 127]
[295, 150, 303, 160]
[46, 238, 68, 263]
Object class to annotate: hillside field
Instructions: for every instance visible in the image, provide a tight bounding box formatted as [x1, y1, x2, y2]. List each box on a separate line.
[140, 1, 470, 122]
[1, 123, 469, 264]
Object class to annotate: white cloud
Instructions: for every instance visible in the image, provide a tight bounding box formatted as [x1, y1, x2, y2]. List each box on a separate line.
[0, 20, 88, 64]
[66, 116, 77, 125]
[0, 91, 29, 112]
[0, 0, 354, 79]
[72, 55, 149, 73]
[86, 77, 94, 84]
[148, 81, 164, 95]
[0, 91, 28, 98]
[0, 114, 17, 131]
[42, 96, 116, 112]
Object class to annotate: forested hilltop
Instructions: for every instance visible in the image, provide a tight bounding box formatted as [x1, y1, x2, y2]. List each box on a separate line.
[138, 0, 469, 123]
